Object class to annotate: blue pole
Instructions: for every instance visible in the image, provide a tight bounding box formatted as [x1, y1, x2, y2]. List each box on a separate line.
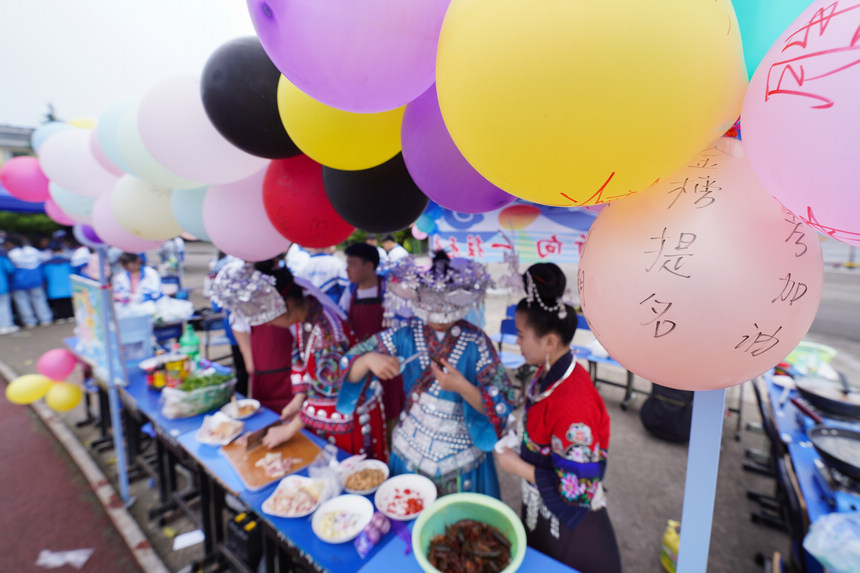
[676, 387, 727, 573]
[96, 246, 131, 504]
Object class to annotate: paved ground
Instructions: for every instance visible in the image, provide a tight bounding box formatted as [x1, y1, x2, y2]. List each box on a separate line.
[0, 363, 143, 573]
[1, 242, 858, 573]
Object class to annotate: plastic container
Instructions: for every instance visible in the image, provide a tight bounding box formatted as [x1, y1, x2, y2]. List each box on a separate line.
[661, 520, 680, 573]
[118, 314, 154, 363]
[412, 492, 526, 573]
[179, 323, 201, 366]
[784, 341, 838, 376]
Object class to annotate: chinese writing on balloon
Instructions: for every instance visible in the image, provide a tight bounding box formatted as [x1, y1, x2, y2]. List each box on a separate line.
[765, 2, 860, 109]
[639, 293, 677, 338]
[799, 205, 860, 243]
[772, 272, 809, 306]
[783, 211, 809, 257]
[735, 323, 783, 357]
[667, 176, 720, 209]
[645, 227, 697, 278]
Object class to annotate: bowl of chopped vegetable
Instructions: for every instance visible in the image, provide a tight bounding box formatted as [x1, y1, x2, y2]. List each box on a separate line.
[412, 493, 526, 573]
[374, 474, 436, 521]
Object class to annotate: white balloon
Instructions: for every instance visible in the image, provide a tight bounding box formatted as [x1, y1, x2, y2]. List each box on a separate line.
[38, 130, 119, 198]
[110, 175, 184, 240]
[116, 106, 203, 189]
[138, 75, 268, 184]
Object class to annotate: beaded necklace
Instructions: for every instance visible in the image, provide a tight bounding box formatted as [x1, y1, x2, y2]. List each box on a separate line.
[526, 356, 576, 403]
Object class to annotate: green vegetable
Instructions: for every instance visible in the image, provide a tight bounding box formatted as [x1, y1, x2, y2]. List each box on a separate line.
[177, 371, 233, 392]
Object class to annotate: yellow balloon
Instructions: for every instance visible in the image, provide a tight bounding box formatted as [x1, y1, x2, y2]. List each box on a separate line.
[436, 0, 748, 206]
[69, 117, 97, 130]
[277, 76, 405, 171]
[5, 374, 54, 405]
[45, 382, 83, 412]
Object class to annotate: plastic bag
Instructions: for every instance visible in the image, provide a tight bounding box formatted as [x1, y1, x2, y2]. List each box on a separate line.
[161, 378, 235, 419]
[803, 513, 860, 573]
[307, 445, 344, 504]
[154, 296, 194, 323]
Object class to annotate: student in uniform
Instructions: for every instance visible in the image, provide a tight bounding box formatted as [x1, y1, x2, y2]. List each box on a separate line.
[42, 242, 75, 321]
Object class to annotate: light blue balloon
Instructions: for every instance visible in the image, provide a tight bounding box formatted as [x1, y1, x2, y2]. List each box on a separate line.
[48, 182, 96, 220]
[170, 186, 210, 241]
[96, 100, 137, 175]
[30, 121, 73, 152]
[733, 0, 813, 78]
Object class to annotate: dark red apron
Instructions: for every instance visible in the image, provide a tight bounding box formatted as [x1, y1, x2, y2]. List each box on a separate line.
[347, 281, 404, 421]
[249, 323, 294, 414]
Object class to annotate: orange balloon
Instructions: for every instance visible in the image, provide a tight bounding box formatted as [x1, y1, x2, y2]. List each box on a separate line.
[578, 139, 823, 390]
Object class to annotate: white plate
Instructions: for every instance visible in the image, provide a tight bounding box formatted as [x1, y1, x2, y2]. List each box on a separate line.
[195, 412, 244, 446]
[220, 399, 261, 420]
[374, 474, 437, 521]
[312, 494, 374, 544]
[343, 459, 390, 495]
[262, 475, 323, 518]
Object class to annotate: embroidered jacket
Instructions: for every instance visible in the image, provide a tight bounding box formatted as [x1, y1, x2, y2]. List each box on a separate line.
[521, 353, 610, 532]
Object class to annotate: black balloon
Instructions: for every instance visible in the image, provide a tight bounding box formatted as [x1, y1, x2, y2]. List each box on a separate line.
[201, 37, 301, 159]
[322, 154, 430, 234]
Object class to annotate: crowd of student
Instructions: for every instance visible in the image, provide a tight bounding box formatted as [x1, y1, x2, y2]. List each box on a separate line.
[0, 231, 91, 335]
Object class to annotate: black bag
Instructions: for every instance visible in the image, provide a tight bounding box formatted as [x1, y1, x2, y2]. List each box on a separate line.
[640, 384, 694, 443]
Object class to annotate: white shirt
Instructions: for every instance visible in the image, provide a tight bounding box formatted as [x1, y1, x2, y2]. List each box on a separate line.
[296, 253, 348, 299]
[285, 244, 310, 275]
[386, 244, 409, 264]
[112, 266, 163, 304]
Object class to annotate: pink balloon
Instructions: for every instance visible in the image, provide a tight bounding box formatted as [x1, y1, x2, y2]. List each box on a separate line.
[37, 129, 119, 198]
[37, 348, 78, 381]
[91, 193, 163, 253]
[742, 0, 860, 247]
[578, 138, 823, 391]
[44, 199, 76, 225]
[0, 156, 50, 202]
[88, 129, 125, 176]
[248, 0, 450, 113]
[411, 226, 428, 240]
[203, 166, 290, 261]
[137, 75, 268, 184]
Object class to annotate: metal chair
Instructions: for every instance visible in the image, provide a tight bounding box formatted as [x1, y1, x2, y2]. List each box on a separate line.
[573, 313, 639, 410]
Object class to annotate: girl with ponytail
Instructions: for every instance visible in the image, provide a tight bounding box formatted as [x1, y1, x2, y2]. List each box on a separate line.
[495, 263, 622, 573]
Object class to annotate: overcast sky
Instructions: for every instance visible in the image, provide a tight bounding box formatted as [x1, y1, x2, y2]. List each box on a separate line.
[1, 0, 256, 127]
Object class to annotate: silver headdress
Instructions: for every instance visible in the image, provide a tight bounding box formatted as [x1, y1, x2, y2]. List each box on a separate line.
[385, 255, 494, 324]
[210, 261, 347, 327]
[524, 269, 568, 319]
[210, 262, 286, 326]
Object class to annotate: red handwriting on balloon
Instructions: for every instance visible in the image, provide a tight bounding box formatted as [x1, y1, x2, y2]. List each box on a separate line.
[765, 2, 860, 108]
[799, 205, 860, 242]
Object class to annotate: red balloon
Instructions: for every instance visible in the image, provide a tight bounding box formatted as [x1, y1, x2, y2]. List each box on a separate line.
[263, 155, 355, 248]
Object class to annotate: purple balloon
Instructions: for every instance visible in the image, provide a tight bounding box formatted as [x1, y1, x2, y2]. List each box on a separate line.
[248, 0, 449, 113]
[73, 224, 103, 248]
[401, 85, 515, 214]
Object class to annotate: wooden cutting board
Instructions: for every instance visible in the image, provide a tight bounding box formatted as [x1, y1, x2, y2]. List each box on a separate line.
[221, 432, 322, 492]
